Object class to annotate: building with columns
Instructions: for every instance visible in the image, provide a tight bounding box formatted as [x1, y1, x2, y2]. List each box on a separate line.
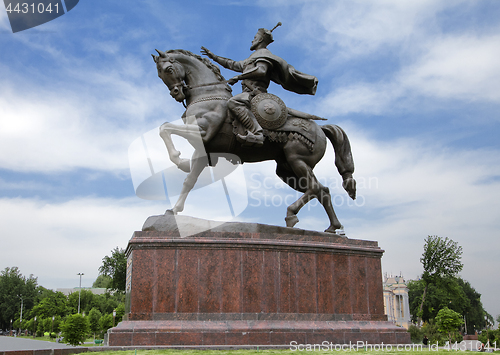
[383, 274, 411, 329]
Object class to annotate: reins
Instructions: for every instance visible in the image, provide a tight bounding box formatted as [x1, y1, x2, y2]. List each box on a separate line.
[185, 80, 229, 90]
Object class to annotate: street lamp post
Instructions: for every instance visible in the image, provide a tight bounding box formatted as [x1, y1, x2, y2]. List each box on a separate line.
[33, 316, 37, 338]
[10, 319, 12, 336]
[77, 273, 84, 314]
[112, 310, 116, 327]
[51, 316, 54, 335]
[17, 295, 23, 336]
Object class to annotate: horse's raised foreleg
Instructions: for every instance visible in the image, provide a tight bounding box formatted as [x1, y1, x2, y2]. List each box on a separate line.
[159, 119, 206, 173]
[166, 149, 208, 214]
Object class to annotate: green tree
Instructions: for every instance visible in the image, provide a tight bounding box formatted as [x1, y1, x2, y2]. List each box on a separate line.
[88, 308, 102, 338]
[114, 303, 125, 324]
[457, 278, 487, 334]
[0, 267, 38, 330]
[435, 307, 464, 343]
[421, 320, 446, 345]
[98, 313, 113, 336]
[98, 247, 127, 292]
[67, 289, 97, 315]
[408, 277, 469, 323]
[61, 313, 90, 346]
[418, 236, 463, 324]
[92, 275, 112, 289]
[36, 318, 44, 337]
[31, 290, 68, 319]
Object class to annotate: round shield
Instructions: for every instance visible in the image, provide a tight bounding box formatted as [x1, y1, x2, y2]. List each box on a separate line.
[251, 93, 287, 130]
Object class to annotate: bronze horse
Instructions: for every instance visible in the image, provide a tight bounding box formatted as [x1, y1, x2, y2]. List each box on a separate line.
[152, 49, 356, 233]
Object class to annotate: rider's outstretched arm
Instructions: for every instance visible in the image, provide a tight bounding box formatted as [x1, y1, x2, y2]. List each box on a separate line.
[201, 47, 243, 72]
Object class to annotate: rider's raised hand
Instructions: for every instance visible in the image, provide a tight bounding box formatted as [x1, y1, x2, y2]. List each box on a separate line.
[201, 46, 215, 59]
[227, 77, 239, 85]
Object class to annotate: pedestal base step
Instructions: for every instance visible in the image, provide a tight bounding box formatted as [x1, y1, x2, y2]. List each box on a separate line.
[108, 320, 410, 346]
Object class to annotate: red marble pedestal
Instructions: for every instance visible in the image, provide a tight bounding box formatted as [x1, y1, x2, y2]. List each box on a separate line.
[107, 216, 410, 346]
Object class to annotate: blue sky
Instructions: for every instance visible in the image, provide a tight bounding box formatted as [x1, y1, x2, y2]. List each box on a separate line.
[1, 0, 499, 323]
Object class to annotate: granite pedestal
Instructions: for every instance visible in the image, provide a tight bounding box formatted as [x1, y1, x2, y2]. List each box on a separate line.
[107, 215, 410, 346]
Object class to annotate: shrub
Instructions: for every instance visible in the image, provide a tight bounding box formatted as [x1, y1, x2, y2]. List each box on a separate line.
[408, 324, 424, 343]
[421, 320, 445, 345]
[61, 314, 90, 346]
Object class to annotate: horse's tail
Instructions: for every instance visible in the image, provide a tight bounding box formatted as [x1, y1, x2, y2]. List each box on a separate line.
[321, 124, 356, 200]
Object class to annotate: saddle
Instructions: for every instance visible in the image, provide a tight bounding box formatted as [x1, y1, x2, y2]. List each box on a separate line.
[231, 93, 318, 151]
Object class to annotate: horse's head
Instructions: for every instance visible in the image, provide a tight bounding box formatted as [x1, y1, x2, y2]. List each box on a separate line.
[152, 50, 187, 103]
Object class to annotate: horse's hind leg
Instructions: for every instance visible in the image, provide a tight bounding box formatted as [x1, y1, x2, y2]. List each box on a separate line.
[278, 159, 342, 233]
[319, 186, 343, 233]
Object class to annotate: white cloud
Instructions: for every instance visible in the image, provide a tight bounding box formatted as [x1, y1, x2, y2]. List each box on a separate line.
[0, 197, 166, 289]
[318, 83, 399, 116]
[401, 34, 500, 102]
[319, 33, 500, 115]
[282, 0, 460, 58]
[275, 1, 500, 115]
[0, 61, 181, 173]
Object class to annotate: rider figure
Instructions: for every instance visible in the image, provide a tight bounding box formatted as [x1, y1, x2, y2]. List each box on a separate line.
[202, 23, 318, 146]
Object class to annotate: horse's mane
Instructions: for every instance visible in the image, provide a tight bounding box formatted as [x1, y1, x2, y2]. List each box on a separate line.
[166, 49, 225, 82]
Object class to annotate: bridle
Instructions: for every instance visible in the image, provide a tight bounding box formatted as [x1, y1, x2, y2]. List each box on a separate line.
[157, 53, 230, 108]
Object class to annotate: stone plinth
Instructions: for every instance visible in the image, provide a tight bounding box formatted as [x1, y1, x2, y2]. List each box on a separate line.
[108, 215, 410, 346]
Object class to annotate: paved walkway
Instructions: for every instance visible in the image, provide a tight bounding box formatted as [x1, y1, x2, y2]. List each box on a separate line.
[0, 336, 80, 351]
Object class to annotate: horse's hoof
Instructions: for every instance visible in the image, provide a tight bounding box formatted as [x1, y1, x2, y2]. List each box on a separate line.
[178, 159, 191, 173]
[343, 177, 356, 200]
[165, 209, 177, 215]
[324, 225, 344, 234]
[285, 214, 299, 228]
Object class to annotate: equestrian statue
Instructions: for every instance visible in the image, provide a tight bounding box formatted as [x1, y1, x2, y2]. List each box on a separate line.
[152, 23, 356, 233]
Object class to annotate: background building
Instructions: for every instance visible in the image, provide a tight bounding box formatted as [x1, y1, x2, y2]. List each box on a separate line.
[383, 274, 411, 329]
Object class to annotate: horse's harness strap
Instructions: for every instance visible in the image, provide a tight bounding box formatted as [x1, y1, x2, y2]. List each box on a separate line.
[186, 80, 229, 90]
[186, 96, 229, 109]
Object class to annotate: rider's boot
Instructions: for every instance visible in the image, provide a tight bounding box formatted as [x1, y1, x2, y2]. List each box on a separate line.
[233, 107, 264, 146]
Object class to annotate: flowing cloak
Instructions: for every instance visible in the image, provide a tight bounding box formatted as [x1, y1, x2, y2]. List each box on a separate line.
[248, 48, 318, 95]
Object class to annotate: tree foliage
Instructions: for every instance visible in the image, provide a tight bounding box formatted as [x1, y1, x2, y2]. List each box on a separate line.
[435, 307, 463, 343]
[0, 267, 38, 330]
[456, 278, 488, 334]
[98, 313, 113, 334]
[92, 275, 112, 289]
[409, 277, 469, 323]
[418, 236, 463, 323]
[67, 289, 98, 315]
[408, 277, 493, 334]
[88, 308, 102, 337]
[61, 313, 89, 346]
[421, 236, 463, 283]
[98, 247, 127, 292]
[0, 266, 127, 339]
[409, 276, 488, 334]
[31, 290, 68, 319]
